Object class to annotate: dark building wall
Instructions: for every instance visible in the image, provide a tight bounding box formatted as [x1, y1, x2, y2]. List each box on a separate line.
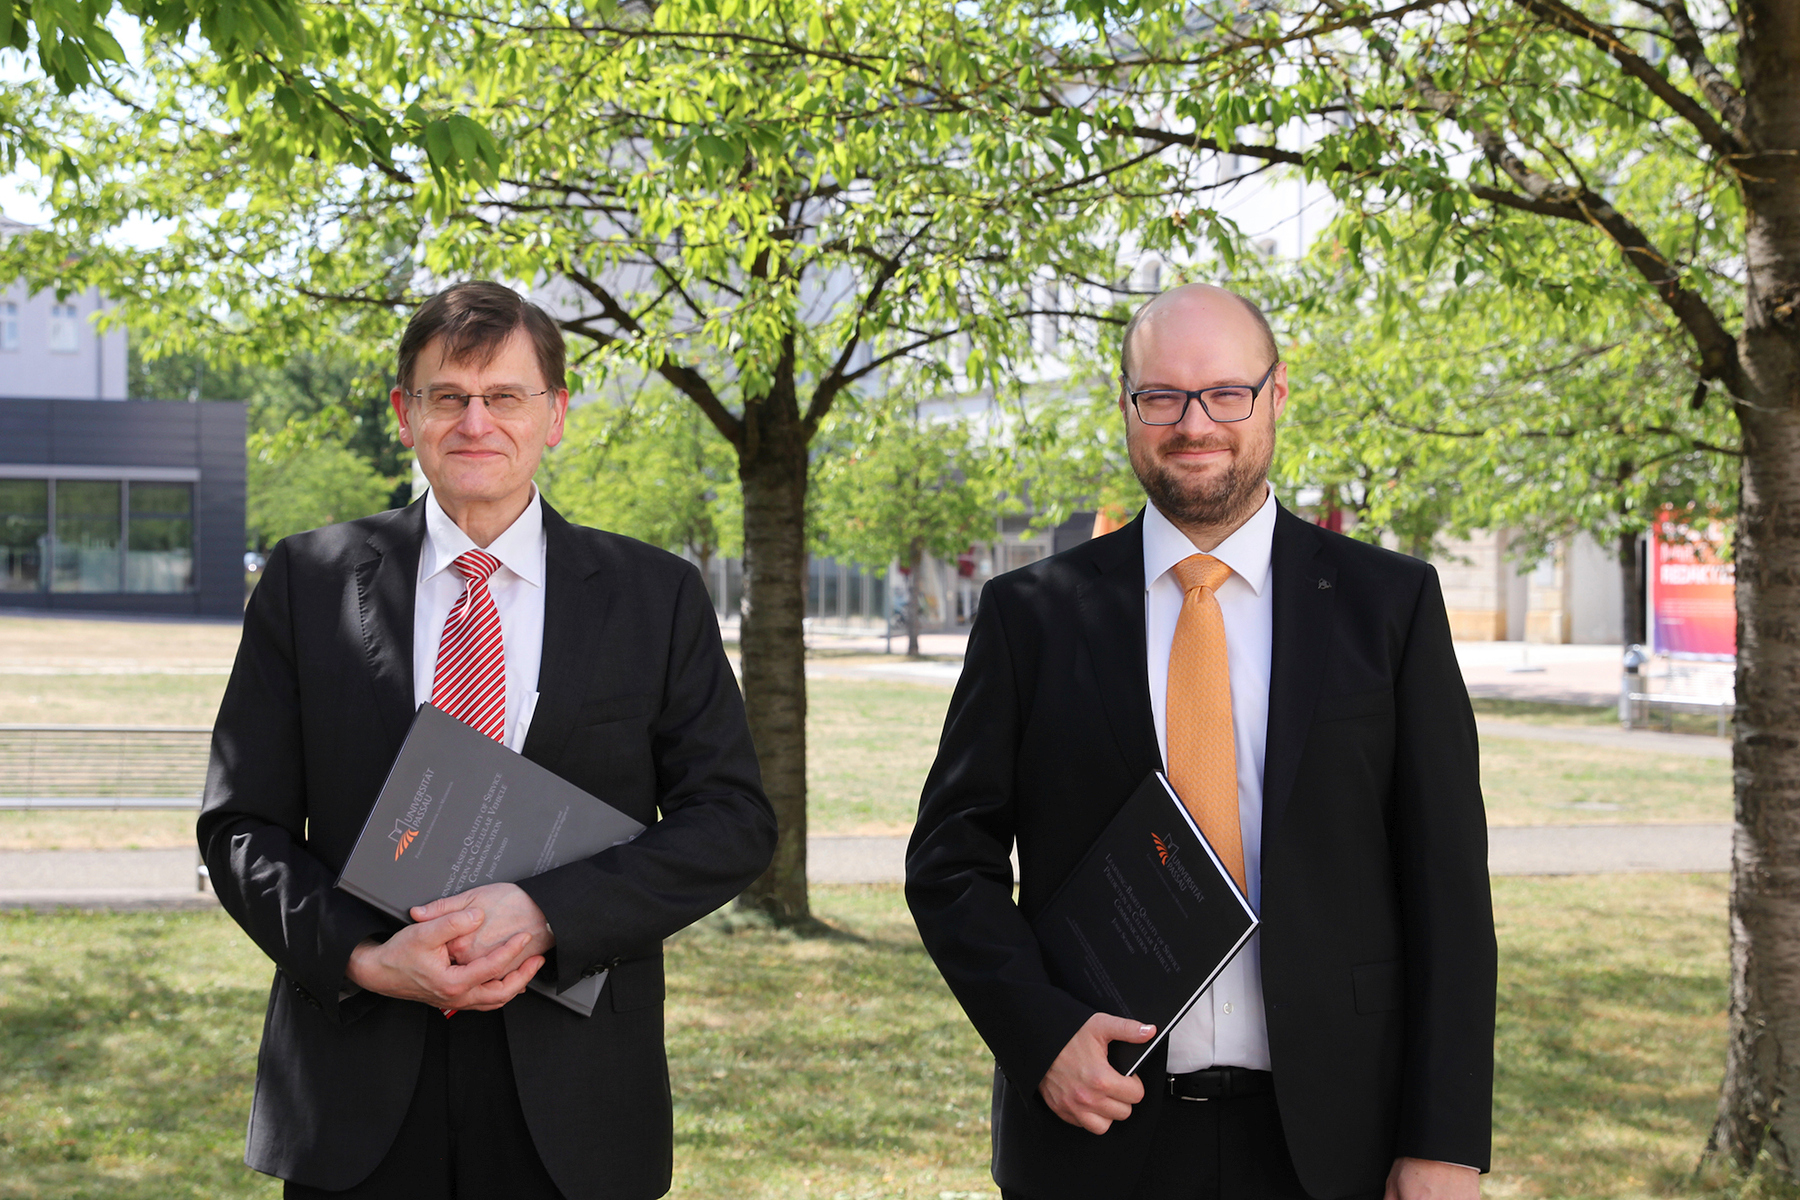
[0, 397, 246, 618]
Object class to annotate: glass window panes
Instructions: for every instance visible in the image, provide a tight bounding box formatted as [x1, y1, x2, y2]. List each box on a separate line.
[127, 482, 194, 593]
[52, 480, 121, 592]
[0, 302, 17, 351]
[48, 303, 78, 354]
[0, 479, 48, 592]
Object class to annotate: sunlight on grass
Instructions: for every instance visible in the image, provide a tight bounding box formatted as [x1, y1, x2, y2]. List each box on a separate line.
[0, 878, 1749, 1200]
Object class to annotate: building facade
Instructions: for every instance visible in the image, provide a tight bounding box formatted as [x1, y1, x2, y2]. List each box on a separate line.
[0, 240, 247, 618]
[0, 398, 247, 617]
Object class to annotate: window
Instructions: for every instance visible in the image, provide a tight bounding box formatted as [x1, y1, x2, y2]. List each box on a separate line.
[48, 303, 79, 354]
[52, 480, 121, 591]
[1, 477, 197, 594]
[0, 302, 17, 351]
[0, 479, 47, 592]
[127, 482, 195, 593]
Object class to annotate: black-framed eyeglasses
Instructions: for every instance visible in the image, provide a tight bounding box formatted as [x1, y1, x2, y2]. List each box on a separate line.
[1123, 363, 1279, 425]
[403, 388, 552, 421]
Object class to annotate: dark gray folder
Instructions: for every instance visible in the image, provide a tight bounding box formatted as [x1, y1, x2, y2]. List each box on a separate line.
[1030, 771, 1260, 1075]
[337, 703, 646, 1016]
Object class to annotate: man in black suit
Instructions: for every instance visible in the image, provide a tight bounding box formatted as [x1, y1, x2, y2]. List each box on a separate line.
[199, 281, 775, 1199]
[906, 284, 1494, 1200]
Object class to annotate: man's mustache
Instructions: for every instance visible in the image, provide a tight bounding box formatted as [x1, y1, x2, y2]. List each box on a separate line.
[1157, 436, 1234, 455]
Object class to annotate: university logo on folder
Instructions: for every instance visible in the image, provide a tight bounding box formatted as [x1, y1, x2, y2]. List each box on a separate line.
[1030, 771, 1260, 1076]
[338, 703, 646, 1016]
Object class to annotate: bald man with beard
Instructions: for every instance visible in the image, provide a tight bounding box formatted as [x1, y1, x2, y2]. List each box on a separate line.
[906, 285, 1494, 1200]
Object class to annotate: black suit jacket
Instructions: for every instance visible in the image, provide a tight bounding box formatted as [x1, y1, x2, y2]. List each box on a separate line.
[905, 505, 1494, 1200]
[199, 499, 775, 1199]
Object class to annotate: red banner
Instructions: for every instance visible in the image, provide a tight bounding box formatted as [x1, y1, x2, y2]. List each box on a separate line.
[1649, 506, 1735, 659]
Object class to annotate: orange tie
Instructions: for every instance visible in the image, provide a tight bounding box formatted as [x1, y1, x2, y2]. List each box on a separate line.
[1165, 554, 1245, 893]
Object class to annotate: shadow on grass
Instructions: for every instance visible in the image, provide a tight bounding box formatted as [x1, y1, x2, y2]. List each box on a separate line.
[1491, 876, 1732, 1198]
[0, 912, 276, 1200]
[666, 888, 994, 1190]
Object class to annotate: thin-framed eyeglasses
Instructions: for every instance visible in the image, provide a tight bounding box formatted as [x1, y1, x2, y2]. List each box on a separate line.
[1124, 363, 1279, 425]
[403, 388, 552, 421]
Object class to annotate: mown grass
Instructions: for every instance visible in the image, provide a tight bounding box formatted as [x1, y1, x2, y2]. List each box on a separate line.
[0, 877, 1754, 1200]
[1471, 696, 1730, 740]
[0, 675, 227, 728]
[805, 680, 951, 835]
[1481, 737, 1731, 826]
[4, 677, 1731, 849]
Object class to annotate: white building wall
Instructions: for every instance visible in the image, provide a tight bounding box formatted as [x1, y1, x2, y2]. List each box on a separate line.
[0, 283, 128, 400]
[1567, 531, 1624, 645]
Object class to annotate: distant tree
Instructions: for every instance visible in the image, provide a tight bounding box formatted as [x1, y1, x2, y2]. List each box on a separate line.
[813, 404, 993, 657]
[539, 390, 741, 579]
[247, 435, 397, 550]
[1273, 252, 1739, 644]
[133, 342, 414, 512]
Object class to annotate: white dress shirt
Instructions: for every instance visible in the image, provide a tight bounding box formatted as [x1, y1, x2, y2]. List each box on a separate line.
[1143, 487, 1277, 1074]
[412, 486, 548, 751]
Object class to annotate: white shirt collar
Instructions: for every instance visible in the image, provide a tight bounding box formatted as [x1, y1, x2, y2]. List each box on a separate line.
[420, 484, 545, 588]
[1142, 485, 1277, 597]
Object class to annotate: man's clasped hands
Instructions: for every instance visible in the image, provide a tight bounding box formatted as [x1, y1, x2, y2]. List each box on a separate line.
[345, 882, 554, 1011]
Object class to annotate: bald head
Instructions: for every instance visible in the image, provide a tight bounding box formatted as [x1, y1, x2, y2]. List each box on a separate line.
[1119, 284, 1279, 384]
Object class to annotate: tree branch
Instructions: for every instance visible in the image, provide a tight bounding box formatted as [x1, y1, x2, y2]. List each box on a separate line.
[1396, 55, 1747, 395]
[1508, 0, 1741, 157]
[801, 220, 934, 435]
[1643, 0, 1747, 132]
[560, 265, 744, 447]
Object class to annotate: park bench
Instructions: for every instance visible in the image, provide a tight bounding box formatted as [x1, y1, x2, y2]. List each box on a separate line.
[0, 724, 211, 891]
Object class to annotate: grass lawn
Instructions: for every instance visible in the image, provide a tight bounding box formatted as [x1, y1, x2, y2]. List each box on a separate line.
[1471, 697, 1731, 740]
[1480, 737, 1731, 826]
[805, 680, 952, 835]
[0, 877, 1739, 1200]
[0, 673, 1733, 848]
[0, 675, 227, 728]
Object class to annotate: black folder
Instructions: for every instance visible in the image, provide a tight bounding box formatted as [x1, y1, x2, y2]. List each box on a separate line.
[1030, 771, 1259, 1076]
[337, 703, 645, 1016]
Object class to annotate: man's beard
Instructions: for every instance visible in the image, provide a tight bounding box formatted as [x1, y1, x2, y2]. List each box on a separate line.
[1130, 433, 1273, 529]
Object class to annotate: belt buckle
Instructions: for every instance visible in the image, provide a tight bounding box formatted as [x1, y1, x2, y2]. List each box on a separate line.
[1167, 1074, 1213, 1102]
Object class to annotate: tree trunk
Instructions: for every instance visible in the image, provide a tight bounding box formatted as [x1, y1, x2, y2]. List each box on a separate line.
[1617, 530, 1644, 648]
[905, 540, 923, 658]
[734, 342, 812, 924]
[1710, 0, 1800, 1172]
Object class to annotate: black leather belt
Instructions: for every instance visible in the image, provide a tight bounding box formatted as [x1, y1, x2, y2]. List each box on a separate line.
[1166, 1067, 1274, 1102]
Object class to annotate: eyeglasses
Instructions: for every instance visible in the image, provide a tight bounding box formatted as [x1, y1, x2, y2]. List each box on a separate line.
[403, 388, 551, 421]
[1124, 363, 1279, 425]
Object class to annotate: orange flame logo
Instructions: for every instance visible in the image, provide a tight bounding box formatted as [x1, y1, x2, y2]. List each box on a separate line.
[392, 828, 419, 861]
[1152, 833, 1174, 865]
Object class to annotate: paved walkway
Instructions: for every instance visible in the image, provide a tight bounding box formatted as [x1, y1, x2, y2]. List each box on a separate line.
[0, 822, 1738, 910]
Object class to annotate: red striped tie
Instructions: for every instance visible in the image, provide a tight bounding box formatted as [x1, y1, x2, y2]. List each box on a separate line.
[431, 550, 507, 742]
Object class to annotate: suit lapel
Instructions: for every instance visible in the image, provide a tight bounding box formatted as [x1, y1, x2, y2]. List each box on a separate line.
[1262, 505, 1334, 842]
[1075, 516, 1163, 783]
[353, 502, 426, 752]
[521, 502, 612, 766]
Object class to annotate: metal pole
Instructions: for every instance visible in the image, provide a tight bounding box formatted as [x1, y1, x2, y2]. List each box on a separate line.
[1621, 644, 1647, 728]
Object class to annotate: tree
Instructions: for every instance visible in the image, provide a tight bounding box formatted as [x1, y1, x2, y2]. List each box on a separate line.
[247, 435, 397, 549]
[8, 0, 1175, 925]
[1018, 0, 1792, 1174]
[814, 401, 993, 657]
[539, 388, 742, 577]
[1272, 247, 1739, 642]
[0, 0, 500, 197]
